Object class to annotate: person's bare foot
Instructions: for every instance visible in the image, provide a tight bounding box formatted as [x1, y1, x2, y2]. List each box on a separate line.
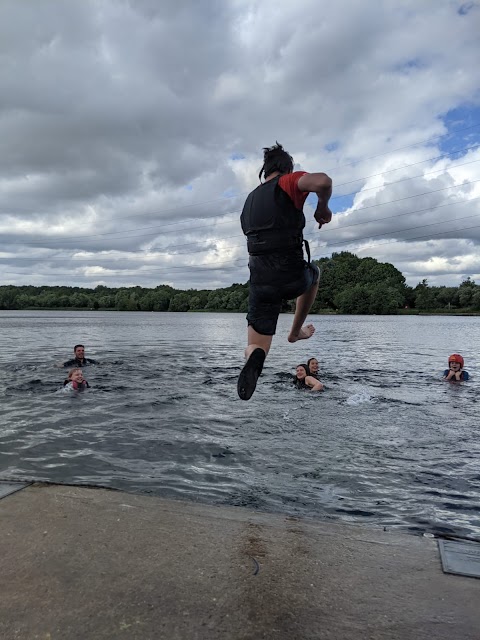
[288, 323, 315, 343]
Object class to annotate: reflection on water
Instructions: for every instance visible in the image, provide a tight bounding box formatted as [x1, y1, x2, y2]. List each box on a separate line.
[0, 310, 479, 538]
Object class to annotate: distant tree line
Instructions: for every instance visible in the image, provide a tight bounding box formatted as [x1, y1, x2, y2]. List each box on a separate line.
[1, 252, 479, 314]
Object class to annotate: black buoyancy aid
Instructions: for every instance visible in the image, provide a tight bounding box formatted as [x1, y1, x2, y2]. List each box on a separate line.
[240, 176, 305, 256]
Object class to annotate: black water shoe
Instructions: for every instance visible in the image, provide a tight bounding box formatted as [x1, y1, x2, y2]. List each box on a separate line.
[237, 348, 266, 400]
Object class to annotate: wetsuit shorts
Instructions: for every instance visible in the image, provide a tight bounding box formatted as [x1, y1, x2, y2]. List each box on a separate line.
[247, 254, 320, 336]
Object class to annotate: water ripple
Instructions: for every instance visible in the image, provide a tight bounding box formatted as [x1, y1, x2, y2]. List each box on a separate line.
[0, 310, 479, 538]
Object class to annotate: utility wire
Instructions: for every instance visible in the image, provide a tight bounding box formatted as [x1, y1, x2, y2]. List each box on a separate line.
[340, 221, 480, 255]
[322, 122, 480, 172]
[4, 178, 478, 255]
[1, 258, 247, 279]
[2, 134, 479, 237]
[315, 208, 480, 250]
[5, 208, 480, 284]
[4, 193, 470, 260]
[3, 199, 480, 277]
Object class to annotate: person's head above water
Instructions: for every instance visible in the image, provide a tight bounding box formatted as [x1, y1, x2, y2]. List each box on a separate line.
[259, 142, 294, 181]
[73, 344, 86, 359]
[307, 358, 319, 375]
[448, 353, 464, 368]
[63, 344, 97, 368]
[66, 368, 89, 390]
[68, 368, 85, 383]
[295, 364, 309, 380]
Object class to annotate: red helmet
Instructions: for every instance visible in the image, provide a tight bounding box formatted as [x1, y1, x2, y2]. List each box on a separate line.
[448, 354, 464, 367]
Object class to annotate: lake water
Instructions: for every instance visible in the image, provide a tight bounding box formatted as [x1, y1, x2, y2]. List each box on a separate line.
[0, 310, 479, 538]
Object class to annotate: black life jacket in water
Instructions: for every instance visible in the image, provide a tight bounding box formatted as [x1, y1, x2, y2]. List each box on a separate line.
[240, 176, 306, 256]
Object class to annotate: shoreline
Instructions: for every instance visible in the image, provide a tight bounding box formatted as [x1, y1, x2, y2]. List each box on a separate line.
[1, 307, 480, 316]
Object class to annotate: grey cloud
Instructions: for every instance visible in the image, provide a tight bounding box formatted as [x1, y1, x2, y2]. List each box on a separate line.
[1, 0, 479, 289]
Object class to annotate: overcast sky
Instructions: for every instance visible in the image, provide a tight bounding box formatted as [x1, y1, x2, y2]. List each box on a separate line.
[1, 0, 479, 291]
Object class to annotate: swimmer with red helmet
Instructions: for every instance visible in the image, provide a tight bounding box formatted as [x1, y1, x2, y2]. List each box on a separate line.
[443, 354, 469, 382]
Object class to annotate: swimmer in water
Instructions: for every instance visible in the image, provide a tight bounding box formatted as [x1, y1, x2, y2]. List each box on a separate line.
[307, 357, 325, 388]
[307, 357, 321, 378]
[63, 344, 98, 368]
[294, 364, 324, 391]
[63, 368, 90, 391]
[443, 354, 469, 382]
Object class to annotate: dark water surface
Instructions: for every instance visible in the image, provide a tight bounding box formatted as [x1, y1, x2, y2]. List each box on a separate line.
[1, 310, 479, 538]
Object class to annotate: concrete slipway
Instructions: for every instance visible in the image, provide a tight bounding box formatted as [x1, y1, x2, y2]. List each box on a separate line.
[0, 483, 479, 640]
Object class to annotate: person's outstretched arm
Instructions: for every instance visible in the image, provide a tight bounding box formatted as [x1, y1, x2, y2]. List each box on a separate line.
[305, 375, 324, 391]
[297, 172, 333, 228]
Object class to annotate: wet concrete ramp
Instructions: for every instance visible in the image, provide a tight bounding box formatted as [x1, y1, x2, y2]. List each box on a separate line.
[0, 483, 479, 640]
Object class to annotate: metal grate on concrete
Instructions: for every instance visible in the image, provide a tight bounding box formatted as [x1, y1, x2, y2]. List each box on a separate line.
[438, 538, 480, 579]
[0, 481, 30, 500]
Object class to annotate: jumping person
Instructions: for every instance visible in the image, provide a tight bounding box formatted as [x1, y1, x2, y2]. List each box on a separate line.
[237, 142, 333, 400]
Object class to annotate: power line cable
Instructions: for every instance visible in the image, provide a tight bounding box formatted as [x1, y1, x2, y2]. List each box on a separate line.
[5, 208, 480, 284]
[332, 142, 480, 187]
[331, 158, 480, 201]
[345, 222, 480, 255]
[4, 199, 480, 277]
[2, 132, 479, 236]
[314, 208, 480, 250]
[4, 172, 479, 253]
[6, 177, 478, 254]
[0, 258, 248, 279]
[2, 188, 479, 264]
[322, 122, 480, 172]
[320, 195, 480, 233]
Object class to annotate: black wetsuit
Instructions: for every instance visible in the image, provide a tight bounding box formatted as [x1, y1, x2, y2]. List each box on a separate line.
[63, 357, 97, 368]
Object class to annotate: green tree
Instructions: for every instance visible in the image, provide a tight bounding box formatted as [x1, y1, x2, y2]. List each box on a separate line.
[458, 278, 476, 308]
[98, 295, 116, 308]
[189, 296, 203, 310]
[15, 293, 35, 309]
[313, 252, 406, 312]
[226, 290, 247, 310]
[334, 284, 371, 314]
[435, 287, 459, 309]
[70, 293, 90, 308]
[115, 291, 138, 311]
[368, 283, 404, 314]
[471, 291, 480, 310]
[414, 280, 435, 311]
[169, 293, 190, 312]
[0, 287, 18, 309]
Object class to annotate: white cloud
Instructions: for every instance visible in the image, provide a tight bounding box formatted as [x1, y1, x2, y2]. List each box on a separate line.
[0, 0, 479, 289]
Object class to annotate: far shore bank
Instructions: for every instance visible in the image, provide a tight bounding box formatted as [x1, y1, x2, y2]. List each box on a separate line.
[1, 307, 480, 316]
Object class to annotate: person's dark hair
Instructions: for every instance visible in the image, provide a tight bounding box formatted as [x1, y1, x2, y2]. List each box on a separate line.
[259, 142, 294, 181]
[298, 363, 311, 374]
[294, 363, 309, 388]
[74, 344, 85, 352]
